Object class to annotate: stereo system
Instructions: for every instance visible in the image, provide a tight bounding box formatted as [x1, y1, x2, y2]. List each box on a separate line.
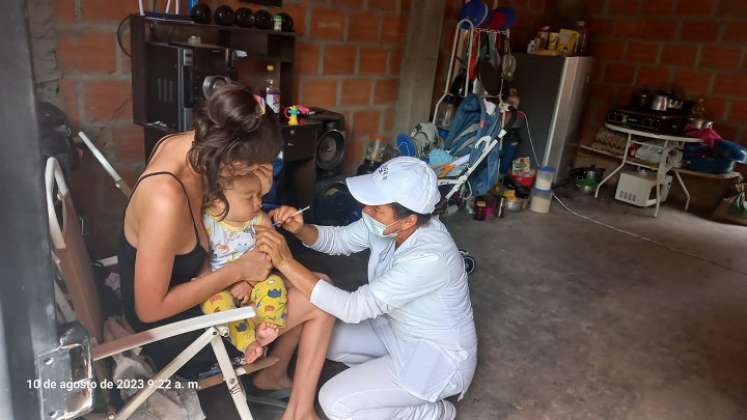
[144, 42, 235, 131]
[303, 108, 346, 177]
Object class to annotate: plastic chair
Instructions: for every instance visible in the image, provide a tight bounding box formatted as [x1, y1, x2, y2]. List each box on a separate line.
[45, 157, 279, 420]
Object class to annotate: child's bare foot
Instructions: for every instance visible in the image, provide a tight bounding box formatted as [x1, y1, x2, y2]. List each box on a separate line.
[243, 342, 263, 365]
[256, 322, 280, 346]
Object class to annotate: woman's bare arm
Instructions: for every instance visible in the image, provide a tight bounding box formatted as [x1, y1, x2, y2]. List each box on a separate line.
[132, 183, 271, 322]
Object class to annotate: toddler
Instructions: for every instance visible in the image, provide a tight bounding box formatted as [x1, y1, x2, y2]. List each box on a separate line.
[201, 173, 288, 364]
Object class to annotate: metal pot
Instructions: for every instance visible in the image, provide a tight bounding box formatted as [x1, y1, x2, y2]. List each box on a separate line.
[571, 166, 605, 194]
[632, 89, 651, 109]
[504, 198, 525, 211]
[651, 94, 669, 111]
[667, 96, 684, 110]
[574, 166, 605, 182]
[689, 117, 713, 129]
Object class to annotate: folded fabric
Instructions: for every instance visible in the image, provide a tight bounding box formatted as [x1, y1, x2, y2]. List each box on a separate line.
[428, 148, 454, 166]
[685, 127, 721, 148]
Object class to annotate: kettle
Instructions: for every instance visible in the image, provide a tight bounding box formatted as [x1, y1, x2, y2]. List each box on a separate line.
[650, 93, 669, 111]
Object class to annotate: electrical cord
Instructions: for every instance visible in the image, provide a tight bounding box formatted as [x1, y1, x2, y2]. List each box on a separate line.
[117, 15, 131, 57]
[552, 193, 747, 277]
[519, 111, 747, 278]
[517, 110, 539, 164]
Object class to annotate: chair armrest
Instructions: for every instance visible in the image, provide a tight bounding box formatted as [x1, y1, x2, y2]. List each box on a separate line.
[92, 307, 255, 361]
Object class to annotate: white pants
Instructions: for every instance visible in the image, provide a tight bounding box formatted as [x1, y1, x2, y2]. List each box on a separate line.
[318, 320, 451, 420]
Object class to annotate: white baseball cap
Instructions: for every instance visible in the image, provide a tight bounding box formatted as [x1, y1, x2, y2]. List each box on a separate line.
[346, 156, 440, 214]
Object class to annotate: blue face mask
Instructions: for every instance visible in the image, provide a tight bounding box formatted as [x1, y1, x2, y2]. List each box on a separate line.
[362, 212, 400, 239]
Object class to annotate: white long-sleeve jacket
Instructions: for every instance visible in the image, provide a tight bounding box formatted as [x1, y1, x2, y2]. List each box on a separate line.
[307, 217, 478, 402]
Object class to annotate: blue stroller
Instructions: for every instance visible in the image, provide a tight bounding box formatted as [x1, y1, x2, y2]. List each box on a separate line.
[433, 94, 517, 201]
[429, 95, 517, 276]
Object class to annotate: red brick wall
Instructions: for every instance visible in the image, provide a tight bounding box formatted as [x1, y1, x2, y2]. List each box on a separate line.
[54, 0, 143, 257]
[579, 0, 747, 146]
[53, 0, 410, 255]
[56, 1, 143, 178]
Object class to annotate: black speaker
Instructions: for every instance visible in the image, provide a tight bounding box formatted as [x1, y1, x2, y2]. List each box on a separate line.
[302, 108, 346, 178]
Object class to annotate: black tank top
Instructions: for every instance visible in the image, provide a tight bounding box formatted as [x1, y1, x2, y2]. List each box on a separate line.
[118, 171, 208, 332]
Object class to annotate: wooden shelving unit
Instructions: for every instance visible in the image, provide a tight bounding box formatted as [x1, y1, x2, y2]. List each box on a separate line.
[129, 14, 297, 156]
[128, 15, 320, 209]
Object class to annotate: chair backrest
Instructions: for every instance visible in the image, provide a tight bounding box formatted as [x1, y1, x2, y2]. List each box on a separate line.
[46, 157, 104, 344]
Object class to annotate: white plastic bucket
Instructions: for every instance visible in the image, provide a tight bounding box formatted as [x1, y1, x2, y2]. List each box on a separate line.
[530, 188, 553, 213]
[535, 166, 555, 190]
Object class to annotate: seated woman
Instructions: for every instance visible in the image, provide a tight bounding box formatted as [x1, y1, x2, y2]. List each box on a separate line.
[257, 157, 478, 420]
[118, 85, 334, 420]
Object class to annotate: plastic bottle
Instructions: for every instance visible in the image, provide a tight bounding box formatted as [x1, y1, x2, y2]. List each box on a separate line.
[473, 199, 487, 221]
[575, 21, 588, 56]
[527, 39, 537, 54]
[264, 64, 280, 114]
[537, 26, 550, 49]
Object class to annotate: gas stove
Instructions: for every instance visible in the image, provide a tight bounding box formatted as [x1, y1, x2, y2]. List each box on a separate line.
[606, 107, 689, 135]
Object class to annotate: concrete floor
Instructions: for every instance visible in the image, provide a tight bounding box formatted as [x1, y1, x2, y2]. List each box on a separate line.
[200, 191, 747, 419]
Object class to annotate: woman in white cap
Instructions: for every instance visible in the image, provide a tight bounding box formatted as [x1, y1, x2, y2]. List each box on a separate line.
[255, 156, 477, 420]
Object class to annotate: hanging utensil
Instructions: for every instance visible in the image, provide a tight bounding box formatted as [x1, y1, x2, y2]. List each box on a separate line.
[501, 31, 516, 80]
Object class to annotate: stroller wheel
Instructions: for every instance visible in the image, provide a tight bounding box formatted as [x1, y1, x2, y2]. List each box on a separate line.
[463, 254, 477, 276]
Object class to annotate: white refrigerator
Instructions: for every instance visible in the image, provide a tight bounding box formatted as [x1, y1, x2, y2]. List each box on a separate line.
[508, 53, 594, 183]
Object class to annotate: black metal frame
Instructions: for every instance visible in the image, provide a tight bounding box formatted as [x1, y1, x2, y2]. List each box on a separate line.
[0, 1, 59, 419]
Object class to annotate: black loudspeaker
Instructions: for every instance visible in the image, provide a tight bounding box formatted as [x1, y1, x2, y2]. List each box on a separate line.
[302, 108, 346, 178]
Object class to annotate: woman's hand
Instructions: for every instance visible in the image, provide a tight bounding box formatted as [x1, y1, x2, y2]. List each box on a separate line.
[230, 281, 253, 305]
[249, 164, 273, 196]
[269, 206, 305, 234]
[255, 225, 294, 269]
[231, 249, 272, 285]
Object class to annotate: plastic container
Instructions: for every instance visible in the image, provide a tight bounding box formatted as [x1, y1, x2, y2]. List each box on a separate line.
[458, 0, 489, 29]
[505, 197, 523, 211]
[537, 26, 550, 49]
[473, 198, 487, 221]
[530, 188, 553, 214]
[535, 166, 556, 190]
[575, 21, 588, 56]
[510, 170, 536, 188]
[265, 65, 280, 114]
